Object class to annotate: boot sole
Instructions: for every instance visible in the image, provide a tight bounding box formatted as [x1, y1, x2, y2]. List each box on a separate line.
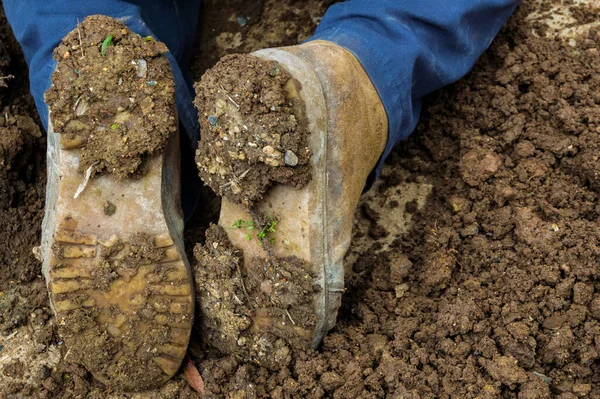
[42, 119, 194, 390]
[216, 49, 343, 351]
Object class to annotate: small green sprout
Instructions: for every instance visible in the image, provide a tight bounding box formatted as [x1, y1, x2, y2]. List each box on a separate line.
[111, 123, 119, 130]
[257, 217, 277, 245]
[101, 34, 114, 57]
[232, 219, 254, 230]
[144, 36, 156, 42]
[231, 217, 277, 245]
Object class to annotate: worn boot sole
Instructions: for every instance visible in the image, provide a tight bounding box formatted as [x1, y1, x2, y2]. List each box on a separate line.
[214, 44, 387, 353]
[217, 49, 335, 350]
[42, 112, 194, 390]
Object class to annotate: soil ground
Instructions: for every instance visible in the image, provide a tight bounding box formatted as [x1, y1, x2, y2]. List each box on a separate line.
[2, 0, 600, 398]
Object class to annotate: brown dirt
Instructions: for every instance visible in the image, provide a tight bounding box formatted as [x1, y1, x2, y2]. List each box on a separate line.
[194, 224, 317, 369]
[45, 15, 177, 179]
[5, 0, 600, 398]
[192, 2, 600, 398]
[0, 0, 47, 332]
[195, 54, 311, 207]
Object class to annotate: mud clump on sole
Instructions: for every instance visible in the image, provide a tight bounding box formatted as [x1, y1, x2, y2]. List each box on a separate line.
[194, 54, 311, 207]
[50, 229, 193, 391]
[194, 225, 318, 369]
[45, 15, 177, 179]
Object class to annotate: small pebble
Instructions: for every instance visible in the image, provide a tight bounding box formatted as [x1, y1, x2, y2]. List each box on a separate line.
[262, 145, 275, 155]
[215, 99, 227, 116]
[146, 80, 157, 86]
[230, 182, 242, 194]
[284, 150, 299, 166]
[208, 115, 218, 125]
[103, 201, 117, 216]
[265, 158, 280, 167]
[136, 59, 148, 78]
[269, 66, 281, 77]
[236, 15, 248, 27]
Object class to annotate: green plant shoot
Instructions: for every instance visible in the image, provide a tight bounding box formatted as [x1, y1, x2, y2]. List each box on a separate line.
[101, 34, 114, 57]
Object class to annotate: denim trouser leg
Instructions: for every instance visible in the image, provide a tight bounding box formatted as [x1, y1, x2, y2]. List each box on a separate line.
[309, 0, 521, 184]
[5, 0, 521, 196]
[3, 0, 201, 145]
[3, 0, 203, 218]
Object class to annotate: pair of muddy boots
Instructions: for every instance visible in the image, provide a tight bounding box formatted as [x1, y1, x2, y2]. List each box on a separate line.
[42, 16, 387, 391]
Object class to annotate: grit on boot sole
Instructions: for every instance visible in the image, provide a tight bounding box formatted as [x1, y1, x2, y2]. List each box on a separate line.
[195, 41, 387, 362]
[41, 16, 194, 391]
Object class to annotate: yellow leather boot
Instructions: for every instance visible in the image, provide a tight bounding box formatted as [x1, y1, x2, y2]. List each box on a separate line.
[195, 40, 388, 365]
[42, 16, 194, 390]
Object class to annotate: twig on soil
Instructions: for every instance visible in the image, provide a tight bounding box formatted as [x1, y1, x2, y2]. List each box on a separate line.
[74, 162, 99, 199]
[238, 167, 252, 180]
[232, 292, 244, 305]
[4, 330, 18, 341]
[220, 167, 253, 189]
[76, 19, 85, 59]
[73, 95, 82, 112]
[0, 75, 14, 88]
[219, 84, 240, 109]
[285, 309, 296, 325]
[236, 263, 252, 307]
[226, 95, 240, 109]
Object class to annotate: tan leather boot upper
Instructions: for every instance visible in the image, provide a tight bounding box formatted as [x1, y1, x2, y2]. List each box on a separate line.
[197, 40, 388, 364]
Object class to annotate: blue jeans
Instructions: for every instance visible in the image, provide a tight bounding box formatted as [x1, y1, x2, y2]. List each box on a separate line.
[4, 0, 519, 201]
[4, 0, 203, 218]
[310, 0, 520, 184]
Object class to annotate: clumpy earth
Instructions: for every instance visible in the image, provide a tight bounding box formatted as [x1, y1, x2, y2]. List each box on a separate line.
[195, 54, 311, 207]
[4, 0, 600, 398]
[194, 225, 317, 369]
[45, 15, 177, 179]
[0, 0, 47, 315]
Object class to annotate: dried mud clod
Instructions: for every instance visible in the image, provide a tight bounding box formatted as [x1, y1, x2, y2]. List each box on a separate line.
[45, 15, 177, 179]
[0, 110, 42, 209]
[193, 225, 318, 369]
[194, 54, 311, 208]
